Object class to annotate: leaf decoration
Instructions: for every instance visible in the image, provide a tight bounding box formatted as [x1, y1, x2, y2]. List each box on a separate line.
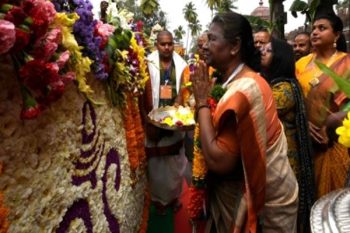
[315, 60, 350, 98]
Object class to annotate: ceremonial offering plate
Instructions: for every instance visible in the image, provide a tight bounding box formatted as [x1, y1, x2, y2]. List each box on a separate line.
[148, 105, 195, 131]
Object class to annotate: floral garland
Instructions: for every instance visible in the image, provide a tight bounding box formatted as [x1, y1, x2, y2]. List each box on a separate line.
[123, 92, 147, 184]
[52, 0, 109, 80]
[106, 30, 149, 107]
[188, 82, 226, 222]
[0, 0, 150, 117]
[52, 12, 95, 102]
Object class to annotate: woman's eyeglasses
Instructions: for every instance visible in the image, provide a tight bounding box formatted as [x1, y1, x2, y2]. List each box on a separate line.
[260, 47, 272, 54]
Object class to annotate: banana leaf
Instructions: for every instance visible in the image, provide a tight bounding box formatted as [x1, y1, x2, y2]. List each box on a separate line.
[315, 60, 350, 98]
[308, 0, 320, 21]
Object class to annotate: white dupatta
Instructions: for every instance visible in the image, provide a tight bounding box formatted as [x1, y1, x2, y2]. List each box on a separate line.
[147, 50, 187, 109]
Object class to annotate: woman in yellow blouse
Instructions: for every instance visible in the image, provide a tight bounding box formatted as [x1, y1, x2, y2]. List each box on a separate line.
[295, 8, 350, 199]
[261, 37, 314, 233]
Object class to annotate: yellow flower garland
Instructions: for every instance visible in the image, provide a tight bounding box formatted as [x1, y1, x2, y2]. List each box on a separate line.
[192, 124, 208, 180]
[53, 13, 95, 101]
[130, 35, 149, 89]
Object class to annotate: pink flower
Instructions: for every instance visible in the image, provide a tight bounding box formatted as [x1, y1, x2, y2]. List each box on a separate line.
[22, 0, 56, 38]
[95, 20, 115, 48]
[32, 28, 62, 60]
[56, 50, 70, 69]
[61, 71, 76, 82]
[0, 20, 16, 54]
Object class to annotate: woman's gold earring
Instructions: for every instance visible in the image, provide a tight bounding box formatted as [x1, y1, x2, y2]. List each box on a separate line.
[333, 41, 337, 48]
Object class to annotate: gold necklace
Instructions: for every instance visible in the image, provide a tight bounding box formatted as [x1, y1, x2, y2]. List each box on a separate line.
[309, 51, 338, 88]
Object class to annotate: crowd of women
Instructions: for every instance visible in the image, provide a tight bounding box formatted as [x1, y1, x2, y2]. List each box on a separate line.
[176, 4, 350, 233]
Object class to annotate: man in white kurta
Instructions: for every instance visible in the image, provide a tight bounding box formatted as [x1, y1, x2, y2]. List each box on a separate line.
[145, 31, 188, 214]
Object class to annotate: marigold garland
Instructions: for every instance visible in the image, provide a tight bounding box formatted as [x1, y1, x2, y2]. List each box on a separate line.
[123, 92, 147, 184]
[192, 124, 208, 182]
[123, 93, 139, 177]
[131, 96, 146, 170]
[188, 123, 208, 220]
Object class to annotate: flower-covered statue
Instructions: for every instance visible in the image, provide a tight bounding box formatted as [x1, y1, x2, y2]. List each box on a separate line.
[0, 0, 150, 232]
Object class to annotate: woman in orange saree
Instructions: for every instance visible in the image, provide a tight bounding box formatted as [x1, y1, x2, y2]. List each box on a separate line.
[191, 12, 298, 233]
[296, 8, 350, 198]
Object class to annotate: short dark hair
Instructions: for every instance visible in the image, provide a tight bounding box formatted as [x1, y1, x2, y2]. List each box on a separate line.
[156, 30, 173, 42]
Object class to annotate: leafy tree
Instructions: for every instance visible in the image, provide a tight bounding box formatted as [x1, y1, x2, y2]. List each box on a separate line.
[140, 0, 159, 17]
[183, 2, 198, 23]
[120, 0, 167, 36]
[205, 0, 237, 15]
[189, 18, 202, 37]
[289, 0, 319, 28]
[173, 26, 186, 43]
[183, 2, 198, 54]
[289, 0, 338, 28]
[206, 0, 221, 11]
[270, 0, 286, 39]
[216, 0, 238, 13]
[245, 15, 273, 32]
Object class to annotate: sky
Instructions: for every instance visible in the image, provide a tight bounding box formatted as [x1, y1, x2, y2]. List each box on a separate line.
[158, 0, 305, 35]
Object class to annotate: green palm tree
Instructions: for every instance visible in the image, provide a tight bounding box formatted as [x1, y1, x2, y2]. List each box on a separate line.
[189, 18, 202, 37]
[183, 2, 198, 23]
[216, 0, 238, 13]
[206, 0, 221, 11]
[173, 25, 186, 43]
[183, 2, 198, 55]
